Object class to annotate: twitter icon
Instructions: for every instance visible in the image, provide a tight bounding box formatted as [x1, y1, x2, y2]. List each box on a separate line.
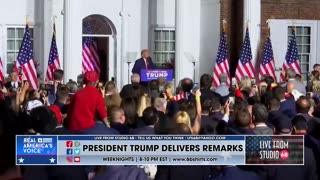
[74, 148, 81, 155]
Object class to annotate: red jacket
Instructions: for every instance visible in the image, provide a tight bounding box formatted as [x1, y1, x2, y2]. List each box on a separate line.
[67, 85, 107, 131]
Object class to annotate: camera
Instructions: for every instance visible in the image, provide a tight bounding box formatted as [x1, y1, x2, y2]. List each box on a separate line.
[39, 84, 51, 91]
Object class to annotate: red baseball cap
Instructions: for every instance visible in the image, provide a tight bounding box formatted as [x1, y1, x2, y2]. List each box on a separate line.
[84, 71, 99, 84]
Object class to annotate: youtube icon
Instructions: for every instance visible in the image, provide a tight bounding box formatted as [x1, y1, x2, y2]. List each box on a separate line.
[74, 156, 80, 163]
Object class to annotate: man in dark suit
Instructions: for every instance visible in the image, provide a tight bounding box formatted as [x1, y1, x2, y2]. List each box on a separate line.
[131, 107, 158, 135]
[267, 97, 292, 133]
[132, 49, 156, 75]
[273, 86, 296, 119]
[252, 103, 273, 135]
[4, 72, 21, 92]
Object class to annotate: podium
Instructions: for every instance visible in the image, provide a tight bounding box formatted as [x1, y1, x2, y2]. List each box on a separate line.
[140, 69, 173, 82]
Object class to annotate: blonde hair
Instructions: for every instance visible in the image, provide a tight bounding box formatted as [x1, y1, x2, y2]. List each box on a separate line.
[173, 111, 191, 128]
[137, 94, 152, 117]
[239, 76, 251, 89]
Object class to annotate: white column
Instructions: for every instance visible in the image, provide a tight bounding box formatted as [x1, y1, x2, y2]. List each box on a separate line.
[63, 0, 82, 82]
[120, 10, 129, 87]
[175, 0, 200, 85]
[42, 0, 53, 80]
[244, 0, 261, 74]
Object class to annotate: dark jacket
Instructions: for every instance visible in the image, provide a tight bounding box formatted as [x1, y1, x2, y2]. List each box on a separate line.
[155, 166, 211, 180]
[253, 125, 273, 135]
[279, 99, 296, 119]
[92, 166, 148, 180]
[132, 57, 156, 75]
[200, 89, 222, 102]
[110, 122, 131, 134]
[267, 110, 292, 130]
[80, 122, 119, 135]
[131, 126, 155, 135]
[256, 146, 318, 180]
[305, 134, 320, 180]
[213, 166, 259, 180]
[22, 166, 88, 180]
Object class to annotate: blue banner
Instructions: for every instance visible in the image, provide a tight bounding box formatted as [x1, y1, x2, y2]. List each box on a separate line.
[16, 135, 57, 165]
[15, 135, 303, 166]
[140, 69, 173, 82]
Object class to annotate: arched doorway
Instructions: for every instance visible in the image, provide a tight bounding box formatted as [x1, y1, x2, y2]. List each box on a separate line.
[82, 14, 117, 82]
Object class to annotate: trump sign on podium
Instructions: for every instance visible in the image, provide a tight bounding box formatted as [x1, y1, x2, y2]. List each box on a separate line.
[140, 69, 173, 82]
[16, 135, 304, 165]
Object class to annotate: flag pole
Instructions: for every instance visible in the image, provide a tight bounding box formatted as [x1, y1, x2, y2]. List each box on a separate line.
[222, 19, 227, 33]
[266, 19, 271, 38]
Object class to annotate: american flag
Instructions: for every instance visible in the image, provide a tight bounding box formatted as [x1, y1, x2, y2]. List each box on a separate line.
[235, 28, 255, 82]
[46, 24, 60, 81]
[82, 23, 100, 73]
[0, 57, 5, 83]
[245, 136, 304, 165]
[280, 28, 302, 81]
[259, 37, 277, 82]
[213, 31, 230, 87]
[15, 24, 38, 89]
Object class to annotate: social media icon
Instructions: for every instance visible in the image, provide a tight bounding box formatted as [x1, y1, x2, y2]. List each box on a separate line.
[74, 141, 81, 147]
[74, 156, 80, 163]
[66, 141, 73, 147]
[66, 148, 73, 155]
[66, 156, 73, 163]
[38, 138, 42, 143]
[74, 148, 81, 155]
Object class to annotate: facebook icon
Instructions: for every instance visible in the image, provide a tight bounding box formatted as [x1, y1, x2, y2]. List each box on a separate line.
[66, 148, 73, 155]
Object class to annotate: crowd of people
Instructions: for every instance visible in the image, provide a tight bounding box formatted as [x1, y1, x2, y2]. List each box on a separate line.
[0, 62, 320, 180]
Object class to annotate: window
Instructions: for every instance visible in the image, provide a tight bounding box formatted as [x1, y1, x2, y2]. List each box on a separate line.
[6, 27, 33, 73]
[288, 26, 311, 80]
[154, 29, 175, 68]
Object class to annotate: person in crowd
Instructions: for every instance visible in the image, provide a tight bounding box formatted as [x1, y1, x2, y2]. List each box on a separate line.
[199, 74, 221, 100]
[92, 166, 148, 180]
[49, 88, 69, 126]
[213, 166, 259, 180]
[4, 71, 21, 92]
[199, 98, 222, 136]
[137, 94, 152, 118]
[153, 97, 167, 114]
[48, 69, 64, 104]
[252, 103, 273, 135]
[215, 73, 229, 97]
[296, 96, 314, 122]
[110, 107, 129, 134]
[149, 79, 160, 100]
[104, 81, 122, 116]
[25, 89, 44, 114]
[66, 71, 107, 131]
[132, 49, 156, 75]
[273, 86, 296, 119]
[228, 108, 254, 134]
[120, 73, 143, 99]
[209, 96, 225, 121]
[131, 107, 158, 135]
[155, 123, 211, 180]
[292, 115, 308, 135]
[65, 79, 78, 95]
[267, 97, 291, 130]
[121, 97, 138, 128]
[305, 118, 320, 179]
[314, 63, 320, 72]
[166, 78, 194, 101]
[285, 68, 306, 94]
[173, 90, 202, 134]
[307, 70, 320, 92]
[309, 98, 315, 116]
